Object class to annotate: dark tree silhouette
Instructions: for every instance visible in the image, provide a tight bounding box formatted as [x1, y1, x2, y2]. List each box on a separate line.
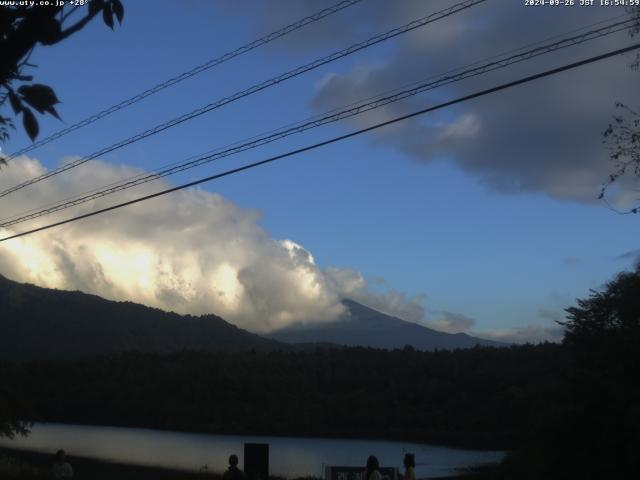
[512, 264, 640, 479]
[0, 386, 30, 439]
[496, 265, 640, 479]
[0, 1, 124, 438]
[0, 0, 124, 157]
[602, 103, 640, 213]
[562, 262, 640, 348]
[600, 7, 640, 210]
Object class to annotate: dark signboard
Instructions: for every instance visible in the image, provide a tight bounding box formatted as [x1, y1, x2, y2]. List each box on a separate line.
[244, 443, 269, 480]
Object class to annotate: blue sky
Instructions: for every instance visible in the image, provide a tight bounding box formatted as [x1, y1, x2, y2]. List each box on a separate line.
[1, 0, 639, 341]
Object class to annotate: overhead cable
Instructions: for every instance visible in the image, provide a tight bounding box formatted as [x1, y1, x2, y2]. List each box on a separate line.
[2, 42, 638, 243]
[0, 0, 486, 198]
[0, 15, 634, 228]
[1, 0, 364, 162]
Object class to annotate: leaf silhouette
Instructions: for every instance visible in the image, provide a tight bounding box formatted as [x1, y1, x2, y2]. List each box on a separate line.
[103, 2, 114, 30]
[112, 0, 124, 24]
[22, 108, 39, 141]
[8, 92, 23, 114]
[18, 84, 60, 116]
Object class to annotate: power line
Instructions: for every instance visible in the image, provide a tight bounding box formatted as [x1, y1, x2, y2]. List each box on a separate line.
[2, 42, 638, 243]
[0, 0, 486, 199]
[1, 0, 364, 162]
[0, 15, 634, 228]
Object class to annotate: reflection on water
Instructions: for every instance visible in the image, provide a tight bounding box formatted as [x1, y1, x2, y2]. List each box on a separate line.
[0, 423, 504, 478]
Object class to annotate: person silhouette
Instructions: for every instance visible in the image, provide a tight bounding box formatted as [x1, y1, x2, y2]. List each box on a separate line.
[51, 450, 73, 479]
[399, 453, 415, 480]
[223, 454, 245, 480]
[364, 455, 381, 480]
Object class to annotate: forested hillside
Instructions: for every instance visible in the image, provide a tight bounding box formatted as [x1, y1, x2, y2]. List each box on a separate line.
[2, 344, 561, 449]
[0, 274, 285, 360]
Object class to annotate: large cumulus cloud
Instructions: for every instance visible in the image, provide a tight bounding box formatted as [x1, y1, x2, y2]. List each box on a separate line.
[0, 156, 429, 333]
[426, 310, 476, 334]
[0, 155, 571, 343]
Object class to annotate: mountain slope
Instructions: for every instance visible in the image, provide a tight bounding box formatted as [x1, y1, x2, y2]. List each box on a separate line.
[267, 299, 505, 350]
[0, 274, 286, 360]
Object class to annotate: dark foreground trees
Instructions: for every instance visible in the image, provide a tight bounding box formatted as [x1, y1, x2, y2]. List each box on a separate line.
[0, 344, 564, 450]
[0, 387, 29, 439]
[503, 263, 640, 479]
[560, 263, 640, 478]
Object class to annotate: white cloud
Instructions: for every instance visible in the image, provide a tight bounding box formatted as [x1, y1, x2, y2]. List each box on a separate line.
[426, 310, 476, 334]
[0, 156, 428, 333]
[477, 325, 564, 344]
[0, 157, 572, 340]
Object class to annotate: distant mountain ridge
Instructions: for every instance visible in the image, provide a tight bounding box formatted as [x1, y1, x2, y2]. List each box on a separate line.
[0, 275, 503, 361]
[267, 299, 505, 350]
[0, 274, 285, 360]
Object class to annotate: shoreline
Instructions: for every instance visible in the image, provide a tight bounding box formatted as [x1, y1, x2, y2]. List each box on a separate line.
[12, 420, 508, 452]
[0, 446, 502, 480]
[0, 447, 220, 479]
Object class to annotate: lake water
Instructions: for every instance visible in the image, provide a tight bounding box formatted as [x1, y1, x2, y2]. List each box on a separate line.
[0, 423, 504, 478]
